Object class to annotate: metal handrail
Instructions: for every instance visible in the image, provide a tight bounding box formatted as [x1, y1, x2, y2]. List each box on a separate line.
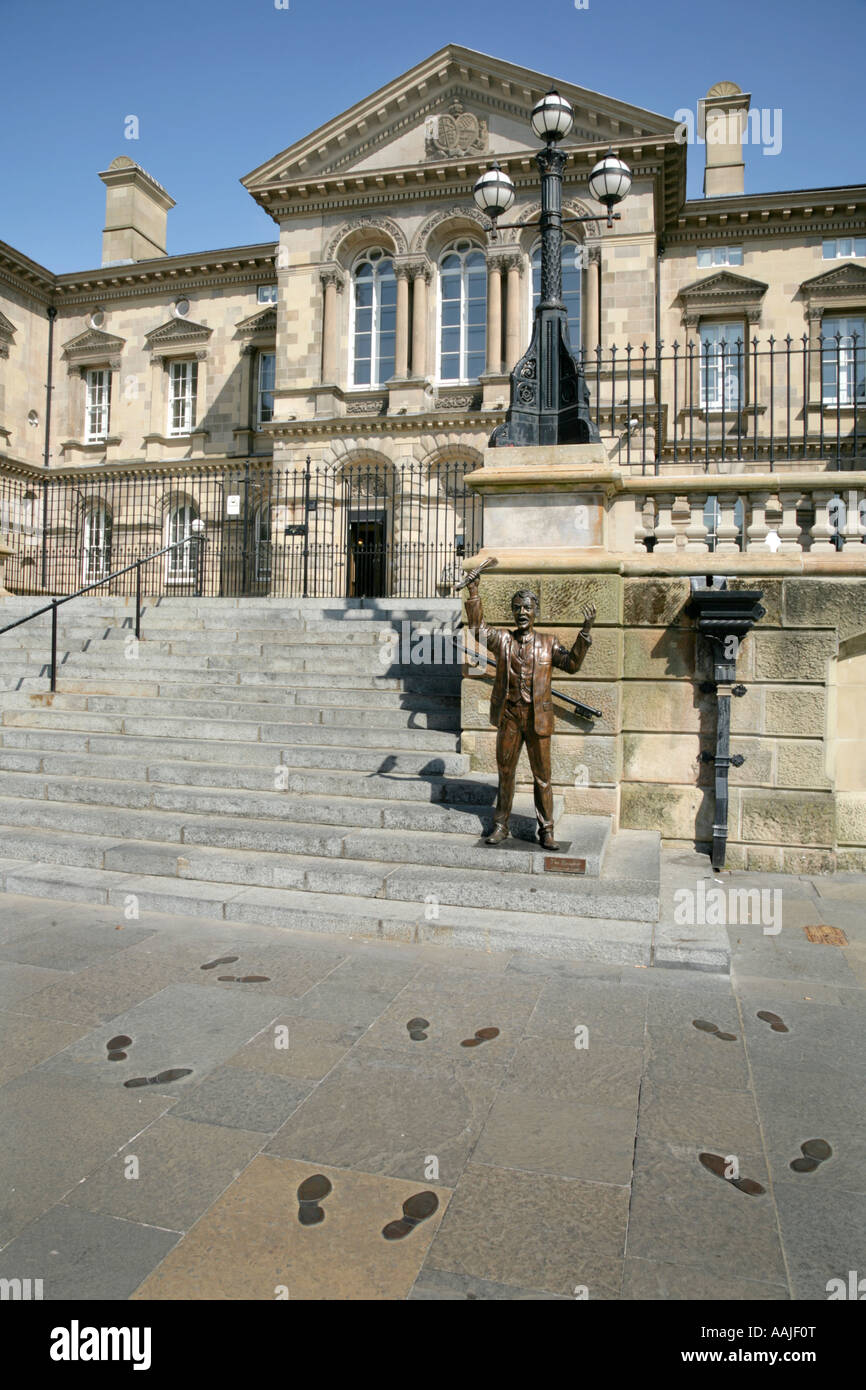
[0, 534, 206, 692]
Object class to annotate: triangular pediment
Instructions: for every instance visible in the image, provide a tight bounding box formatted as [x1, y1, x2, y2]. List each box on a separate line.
[0, 310, 16, 344]
[235, 306, 277, 336]
[243, 44, 679, 193]
[800, 263, 866, 296]
[680, 270, 768, 301]
[62, 327, 126, 358]
[144, 318, 212, 347]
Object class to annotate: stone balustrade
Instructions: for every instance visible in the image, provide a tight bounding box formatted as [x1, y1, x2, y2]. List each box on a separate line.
[631, 474, 866, 555]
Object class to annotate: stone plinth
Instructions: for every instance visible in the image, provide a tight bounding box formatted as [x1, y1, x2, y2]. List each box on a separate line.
[466, 444, 617, 551]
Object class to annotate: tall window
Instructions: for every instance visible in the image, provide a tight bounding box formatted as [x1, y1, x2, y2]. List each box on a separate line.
[85, 369, 111, 443]
[821, 316, 865, 406]
[257, 352, 275, 426]
[699, 322, 744, 411]
[257, 284, 278, 303]
[166, 501, 199, 579]
[351, 250, 397, 387]
[439, 240, 487, 382]
[531, 242, 582, 350]
[168, 360, 198, 436]
[82, 504, 112, 582]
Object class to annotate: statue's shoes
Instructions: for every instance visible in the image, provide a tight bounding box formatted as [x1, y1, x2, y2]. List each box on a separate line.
[539, 831, 561, 851]
[485, 824, 509, 845]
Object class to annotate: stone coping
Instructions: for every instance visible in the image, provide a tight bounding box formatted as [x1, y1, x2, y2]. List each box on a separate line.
[466, 464, 866, 494]
[463, 548, 866, 576]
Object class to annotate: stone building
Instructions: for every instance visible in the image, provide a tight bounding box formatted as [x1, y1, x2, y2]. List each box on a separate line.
[1, 44, 864, 870]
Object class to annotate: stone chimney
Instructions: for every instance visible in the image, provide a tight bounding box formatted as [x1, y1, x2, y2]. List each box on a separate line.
[98, 156, 176, 265]
[698, 82, 751, 197]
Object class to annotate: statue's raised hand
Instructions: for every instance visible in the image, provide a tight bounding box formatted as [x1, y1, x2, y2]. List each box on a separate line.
[582, 604, 597, 629]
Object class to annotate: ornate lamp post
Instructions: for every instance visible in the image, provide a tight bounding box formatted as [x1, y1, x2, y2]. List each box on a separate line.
[473, 90, 632, 447]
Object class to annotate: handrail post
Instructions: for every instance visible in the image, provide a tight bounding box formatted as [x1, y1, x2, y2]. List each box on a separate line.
[135, 561, 142, 640]
[50, 600, 58, 693]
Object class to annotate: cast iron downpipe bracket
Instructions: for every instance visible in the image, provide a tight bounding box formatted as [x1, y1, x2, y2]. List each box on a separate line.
[687, 578, 766, 871]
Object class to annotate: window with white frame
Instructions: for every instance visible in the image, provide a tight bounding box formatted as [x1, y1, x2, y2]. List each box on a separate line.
[822, 237, 866, 260]
[85, 368, 111, 443]
[165, 501, 199, 579]
[257, 352, 275, 427]
[531, 242, 582, 350]
[438, 240, 487, 382]
[821, 316, 866, 405]
[697, 246, 744, 268]
[257, 284, 278, 303]
[81, 503, 112, 583]
[351, 249, 397, 387]
[168, 360, 198, 436]
[699, 322, 745, 411]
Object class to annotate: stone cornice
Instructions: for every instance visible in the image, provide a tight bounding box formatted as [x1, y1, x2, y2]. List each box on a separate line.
[668, 191, 866, 245]
[259, 142, 676, 223]
[235, 306, 278, 335]
[267, 409, 505, 439]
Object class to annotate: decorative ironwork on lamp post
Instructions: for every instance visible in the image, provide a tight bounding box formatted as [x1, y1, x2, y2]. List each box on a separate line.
[473, 90, 632, 447]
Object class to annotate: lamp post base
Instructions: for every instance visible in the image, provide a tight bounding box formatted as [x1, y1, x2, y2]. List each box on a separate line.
[489, 305, 599, 448]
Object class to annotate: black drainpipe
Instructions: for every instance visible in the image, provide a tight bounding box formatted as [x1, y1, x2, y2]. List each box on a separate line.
[41, 305, 57, 590]
[654, 242, 664, 475]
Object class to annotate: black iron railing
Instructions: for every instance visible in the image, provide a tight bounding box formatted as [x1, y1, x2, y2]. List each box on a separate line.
[0, 458, 482, 602]
[0, 536, 206, 692]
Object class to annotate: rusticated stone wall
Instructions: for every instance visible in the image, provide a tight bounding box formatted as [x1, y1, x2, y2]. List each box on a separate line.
[460, 569, 866, 872]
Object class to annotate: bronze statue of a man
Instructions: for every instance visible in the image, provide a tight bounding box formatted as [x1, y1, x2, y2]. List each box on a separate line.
[464, 582, 595, 850]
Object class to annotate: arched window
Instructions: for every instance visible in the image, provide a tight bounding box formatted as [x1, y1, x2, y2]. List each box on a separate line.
[531, 242, 582, 351]
[438, 240, 487, 382]
[165, 500, 199, 580]
[82, 504, 112, 583]
[351, 250, 397, 387]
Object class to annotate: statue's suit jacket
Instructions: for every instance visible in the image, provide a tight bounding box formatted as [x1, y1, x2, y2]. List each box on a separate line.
[464, 594, 590, 738]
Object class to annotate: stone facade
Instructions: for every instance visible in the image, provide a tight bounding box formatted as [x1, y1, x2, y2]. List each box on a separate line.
[1, 44, 864, 861]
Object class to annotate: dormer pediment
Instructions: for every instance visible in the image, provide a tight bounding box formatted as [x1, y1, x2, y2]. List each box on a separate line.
[678, 270, 769, 325]
[0, 310, 16, 356]
[144, 318, 213, 350]
[62, 327, 126, 361]
[800, 262, 866, 301]
[235, 306, 277, 336]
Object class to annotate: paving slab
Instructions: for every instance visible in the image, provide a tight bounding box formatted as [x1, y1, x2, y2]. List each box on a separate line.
[621, 1257, 788, 1301]
[0, 1070, 171, 1244]
[626, 1137, 786, 1286]
[62, 1115, 263, 1231]
[265, 1046, 499, 1186]
[0, 1205, 181, 1301]
[223, 1015, 363, 1082]
[471, 1092, 638, 1185]
[425, 1161, 628, 1297]
[169, 1067, 312, 1133]
[131, 1155, 451, 1300]
[773, 1181, 866, 1301]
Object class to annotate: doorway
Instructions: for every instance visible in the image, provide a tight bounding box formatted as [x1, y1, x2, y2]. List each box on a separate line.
[347, 515, 386, 597]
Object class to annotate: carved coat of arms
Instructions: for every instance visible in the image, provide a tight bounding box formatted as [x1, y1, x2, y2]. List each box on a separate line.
[425, 102, 488, 160]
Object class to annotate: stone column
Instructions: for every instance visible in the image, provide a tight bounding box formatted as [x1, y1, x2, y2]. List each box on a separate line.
[583, 246, 601, 357]
[503, 253, 524, 372]
[394, 263, 411, 379]
[485, 257, 503, 376]
[319, 264, 344, 385]
[411, 264, 431, 378]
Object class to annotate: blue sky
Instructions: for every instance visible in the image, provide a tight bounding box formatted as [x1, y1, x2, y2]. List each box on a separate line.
[2, 0, 863, 271]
